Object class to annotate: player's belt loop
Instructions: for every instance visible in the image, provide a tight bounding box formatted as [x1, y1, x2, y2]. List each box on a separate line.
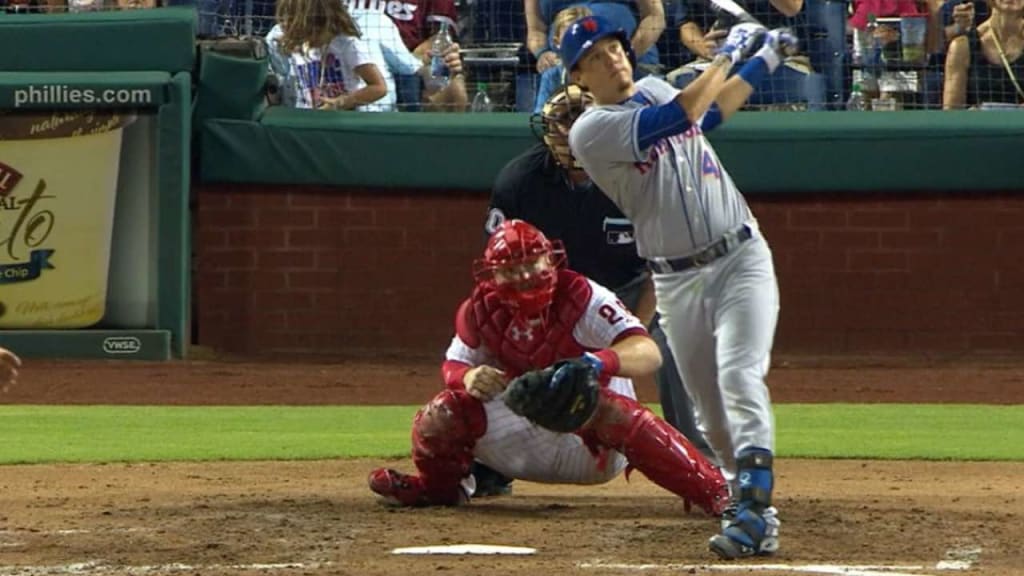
[647, 224, 754, 274]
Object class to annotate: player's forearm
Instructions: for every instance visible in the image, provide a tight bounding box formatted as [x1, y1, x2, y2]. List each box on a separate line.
[714, 74, 756, 120]
[602, 334, 662, 378]
[675, 55, 732, 123]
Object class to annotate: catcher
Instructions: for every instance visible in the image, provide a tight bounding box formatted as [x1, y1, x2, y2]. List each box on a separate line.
[368, 220, 728, 514]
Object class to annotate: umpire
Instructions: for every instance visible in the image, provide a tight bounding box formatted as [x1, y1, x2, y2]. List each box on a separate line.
[471, 84, 712, 497]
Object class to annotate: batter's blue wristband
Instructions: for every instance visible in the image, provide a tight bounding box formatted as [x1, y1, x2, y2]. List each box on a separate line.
[737, 55, 770, 88]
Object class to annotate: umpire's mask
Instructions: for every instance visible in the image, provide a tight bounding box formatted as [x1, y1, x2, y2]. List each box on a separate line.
[529, 84, 595, 172]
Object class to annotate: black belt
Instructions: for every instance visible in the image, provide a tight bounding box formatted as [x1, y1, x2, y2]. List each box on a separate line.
[647, 225, 754, 274]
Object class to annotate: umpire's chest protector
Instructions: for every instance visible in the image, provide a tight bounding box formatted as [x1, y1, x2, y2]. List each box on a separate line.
[459, 271, 592, 378]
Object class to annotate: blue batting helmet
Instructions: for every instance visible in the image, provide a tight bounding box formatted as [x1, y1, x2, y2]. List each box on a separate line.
[559, 15, 636, 73]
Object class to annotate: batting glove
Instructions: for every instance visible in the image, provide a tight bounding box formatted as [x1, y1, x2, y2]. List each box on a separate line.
[753, 27, 799, 73]
[715, 22, 767, 65]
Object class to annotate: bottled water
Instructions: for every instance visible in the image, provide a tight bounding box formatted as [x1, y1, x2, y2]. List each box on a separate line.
[430, 21, 454, 90]
[846, 83, 867, 111]
[471, 83, 493, 112]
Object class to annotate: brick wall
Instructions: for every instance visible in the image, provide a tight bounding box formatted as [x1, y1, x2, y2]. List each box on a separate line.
[195, 185, 1024, 356]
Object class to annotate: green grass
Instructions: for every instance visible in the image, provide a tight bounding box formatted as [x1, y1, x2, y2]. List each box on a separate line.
[0, 404, 1020, 464]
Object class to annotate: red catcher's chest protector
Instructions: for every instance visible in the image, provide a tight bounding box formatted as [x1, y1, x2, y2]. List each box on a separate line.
[458, 270, 592, 377]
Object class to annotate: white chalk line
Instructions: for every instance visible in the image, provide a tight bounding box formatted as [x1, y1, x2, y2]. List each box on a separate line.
[0, 528, 153, 536]
[0, 561, 334, 576]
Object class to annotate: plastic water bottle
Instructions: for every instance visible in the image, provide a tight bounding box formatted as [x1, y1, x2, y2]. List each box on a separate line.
[847, 83, 867, 111]
[430, 21, 454, 90]
[471, 83, 493, 112]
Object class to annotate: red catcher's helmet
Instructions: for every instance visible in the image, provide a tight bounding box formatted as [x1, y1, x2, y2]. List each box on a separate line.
[473, 220, 566, 318]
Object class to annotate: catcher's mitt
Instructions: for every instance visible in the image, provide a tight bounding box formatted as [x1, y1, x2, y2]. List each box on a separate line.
[502, 358, 600, 433]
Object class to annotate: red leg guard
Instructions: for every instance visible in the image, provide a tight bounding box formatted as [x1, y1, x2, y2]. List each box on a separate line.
[586, 389, 728, 516]
[408, 389, 487, 505]
[369, 389, 486, 506]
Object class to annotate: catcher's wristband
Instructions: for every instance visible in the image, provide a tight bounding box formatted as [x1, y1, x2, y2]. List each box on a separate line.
[583, 349, 621, 377]
[442, 360, 472, 390]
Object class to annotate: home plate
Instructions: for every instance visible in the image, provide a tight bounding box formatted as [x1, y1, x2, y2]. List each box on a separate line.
[392, 544, 537, 555]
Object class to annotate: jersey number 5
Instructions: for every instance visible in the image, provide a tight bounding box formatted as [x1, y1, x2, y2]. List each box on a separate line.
[702, 150, 721, 179]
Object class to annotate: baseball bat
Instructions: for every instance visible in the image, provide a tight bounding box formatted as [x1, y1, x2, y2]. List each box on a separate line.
[707, 0, 764, 26]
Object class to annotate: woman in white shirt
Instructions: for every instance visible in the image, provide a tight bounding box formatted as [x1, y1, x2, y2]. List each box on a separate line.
[267, 0, 388, 111]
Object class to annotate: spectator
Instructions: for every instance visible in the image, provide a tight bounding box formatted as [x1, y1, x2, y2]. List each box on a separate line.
[943, 0, 1024, 108]
[117, 0, 157, 7]
[350, 8, 469, 110]
[347, 0, 458, 56]
[267, 0, 389, 111]
[532, 5, 594, 112]
[526, 0, 666, 77]
[915, 0, 986, 108]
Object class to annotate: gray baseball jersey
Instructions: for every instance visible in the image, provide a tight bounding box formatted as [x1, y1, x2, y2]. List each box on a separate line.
[569, 76, 751, 260]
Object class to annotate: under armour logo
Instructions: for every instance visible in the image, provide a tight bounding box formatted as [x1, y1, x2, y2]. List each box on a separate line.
[509, 325, 534, 342]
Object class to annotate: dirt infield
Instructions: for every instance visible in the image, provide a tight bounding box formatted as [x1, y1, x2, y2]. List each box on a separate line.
[1, 354, 1022, 576]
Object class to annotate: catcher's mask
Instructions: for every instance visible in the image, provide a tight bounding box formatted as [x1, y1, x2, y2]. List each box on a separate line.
[473, 219, 567, 318]
[529, 83, 595, 171]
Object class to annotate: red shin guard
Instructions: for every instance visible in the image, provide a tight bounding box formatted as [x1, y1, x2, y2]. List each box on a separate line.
[408, 389, 487, 505]
[588, 390, 728, 515]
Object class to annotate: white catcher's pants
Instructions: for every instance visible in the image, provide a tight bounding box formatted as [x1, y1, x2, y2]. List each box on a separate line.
[468, 376, 635, 491]
[653, 223, 779, 491]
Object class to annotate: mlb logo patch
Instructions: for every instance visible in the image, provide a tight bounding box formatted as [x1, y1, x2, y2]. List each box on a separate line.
[604, 218, 635, 245]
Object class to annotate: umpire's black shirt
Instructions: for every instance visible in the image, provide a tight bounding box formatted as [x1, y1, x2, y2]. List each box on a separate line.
[485, 143, 646, 292]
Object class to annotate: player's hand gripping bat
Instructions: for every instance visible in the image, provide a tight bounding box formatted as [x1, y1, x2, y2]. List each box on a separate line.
[706, 0, 799, 55]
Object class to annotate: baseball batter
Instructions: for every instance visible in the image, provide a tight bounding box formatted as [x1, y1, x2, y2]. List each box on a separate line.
[560, 15, 795, 559]
[368, 220, 728, 515]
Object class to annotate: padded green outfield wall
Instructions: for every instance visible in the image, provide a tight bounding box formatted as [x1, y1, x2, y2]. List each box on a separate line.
[200, 107, 1024, 193]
